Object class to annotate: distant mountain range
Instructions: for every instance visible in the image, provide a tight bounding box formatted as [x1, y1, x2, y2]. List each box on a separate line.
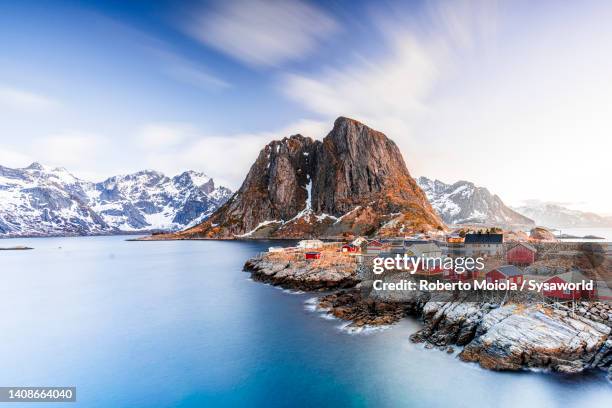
[512, 201, 612, 229]
[416, 177, 534, 227]
[0, 163, 232, 237]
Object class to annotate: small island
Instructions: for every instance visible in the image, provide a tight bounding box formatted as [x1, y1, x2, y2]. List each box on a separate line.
[0, 245, 33, 250]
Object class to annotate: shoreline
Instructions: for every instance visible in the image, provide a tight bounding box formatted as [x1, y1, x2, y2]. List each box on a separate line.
[243, 250, 612, 380]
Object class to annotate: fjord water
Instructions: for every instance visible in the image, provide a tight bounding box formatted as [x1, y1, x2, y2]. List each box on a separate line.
[1, 236, 610, 407]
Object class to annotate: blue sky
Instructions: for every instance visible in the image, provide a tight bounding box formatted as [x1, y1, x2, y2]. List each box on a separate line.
[1, 0, 611, 214]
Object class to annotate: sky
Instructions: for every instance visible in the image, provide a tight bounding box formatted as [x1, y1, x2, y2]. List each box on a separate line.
[0, 0, 611, 214]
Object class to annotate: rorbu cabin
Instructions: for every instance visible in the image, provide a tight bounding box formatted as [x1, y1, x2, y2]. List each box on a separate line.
[542, 270, 596, 300]
[365, 240, 384, 255]
[506, 243, 536, 266]
[464, 233, 504, 257]
[486, 265, 524, 285]
[304, 252, 321, 260]
[341, 244, 359, 253]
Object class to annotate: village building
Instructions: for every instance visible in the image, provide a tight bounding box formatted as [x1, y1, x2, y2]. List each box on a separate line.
[341, 244, 359, 253]
[506, 242, 536, 266]
[405, 242, 442, 258]
[486, 265, 524, 285]
[304, 251, 321, 260]
[297, 239, 324, 249]
[542, 270, 596, 300]
[365, 240, 385, 255]
[446, 234, 464, 244]
[464, 233, 503, 257]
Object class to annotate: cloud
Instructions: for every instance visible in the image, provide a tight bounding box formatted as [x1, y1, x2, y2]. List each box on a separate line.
[136, 123, 193, 149]
[0, 148, 33, 168]
[34, 132, 110, 172]
[0, 86, 60, 112]
[151, 48, 231, 90]
[144, 119, 329, 188]
[185, 0, 337, 67]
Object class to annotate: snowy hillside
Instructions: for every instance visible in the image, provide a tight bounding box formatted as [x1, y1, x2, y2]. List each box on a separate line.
[513, 201, 612, 228]
[0, 163, 232, 237]
[417, 177, 534, 227]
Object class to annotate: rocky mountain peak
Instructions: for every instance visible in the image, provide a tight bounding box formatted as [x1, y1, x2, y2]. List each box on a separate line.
[417, 176, 534, 227]
[176, 117, 444, 239]
[25, 162, 45, 171]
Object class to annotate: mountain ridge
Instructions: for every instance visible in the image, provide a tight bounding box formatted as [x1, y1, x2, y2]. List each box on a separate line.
[416, 176, 534, 227]
[0, 163, 232, 237]
[513, 201, 612, 229]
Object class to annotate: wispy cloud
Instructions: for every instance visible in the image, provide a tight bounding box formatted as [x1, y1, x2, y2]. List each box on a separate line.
[136, 122, 193, 149]
[0, 85, 60, 112]
[142, 119, 329, 188]
[34, 132, 110, 172]
[184, 0, 337, 67]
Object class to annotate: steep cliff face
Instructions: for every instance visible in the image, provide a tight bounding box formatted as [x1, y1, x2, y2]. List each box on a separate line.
[177, 117, 444, 239]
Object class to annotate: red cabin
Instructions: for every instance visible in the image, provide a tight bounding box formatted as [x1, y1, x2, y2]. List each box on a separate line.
[341, 244, 359, 253]
[542, 271, 595, 300]
[305, 251, 321, 260]
[486, 265, 523, 284]
[506, 243, 536, 266]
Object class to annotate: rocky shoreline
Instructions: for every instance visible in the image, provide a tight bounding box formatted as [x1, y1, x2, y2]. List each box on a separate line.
[243, 253, 612, 380]
[243, 252, 360, 291]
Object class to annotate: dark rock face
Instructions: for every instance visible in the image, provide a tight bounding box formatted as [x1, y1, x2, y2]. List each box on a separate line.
[313, 118, 432, 216]
[179, 117, 444, 239]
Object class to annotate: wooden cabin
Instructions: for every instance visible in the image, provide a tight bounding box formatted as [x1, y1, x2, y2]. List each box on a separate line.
[341, 244, 359, 253]
[506, 243, 536, 266]
[542, 270, 595, 300]
[365, 240, 384, 255]
[305, 251, 321, 260]
[486, 265, 524, 285]
[464, 233, 503, 257]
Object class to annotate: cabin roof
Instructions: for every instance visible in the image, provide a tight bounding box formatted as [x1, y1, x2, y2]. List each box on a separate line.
[553, 270, 592, 283]
[465, 234, 503, 244]
[510, 242, 537, 253]
[494, 265, 523, 277]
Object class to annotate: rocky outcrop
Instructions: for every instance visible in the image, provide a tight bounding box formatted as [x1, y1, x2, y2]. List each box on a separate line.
[530, 226, 558, 241]
[459, 305, 611, 373]
[318, 290, 407, 327]
[243, 251, 359, 291]
[170, 117, 444, 239]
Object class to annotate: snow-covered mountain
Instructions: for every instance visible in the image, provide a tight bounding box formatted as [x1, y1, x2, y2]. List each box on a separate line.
[0, 163, 232, 237]
[512, 201, 612, 229]
[417, 177, 534, 227]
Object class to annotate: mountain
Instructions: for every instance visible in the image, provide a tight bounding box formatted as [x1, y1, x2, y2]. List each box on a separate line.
[512, 201, 612, 229]
[0, 163, 231, 237]
[416, 177, 534, 227]
[168, 117, 444, 239]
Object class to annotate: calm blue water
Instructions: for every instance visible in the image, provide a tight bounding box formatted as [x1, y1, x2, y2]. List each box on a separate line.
[0, 236, 610, 407]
